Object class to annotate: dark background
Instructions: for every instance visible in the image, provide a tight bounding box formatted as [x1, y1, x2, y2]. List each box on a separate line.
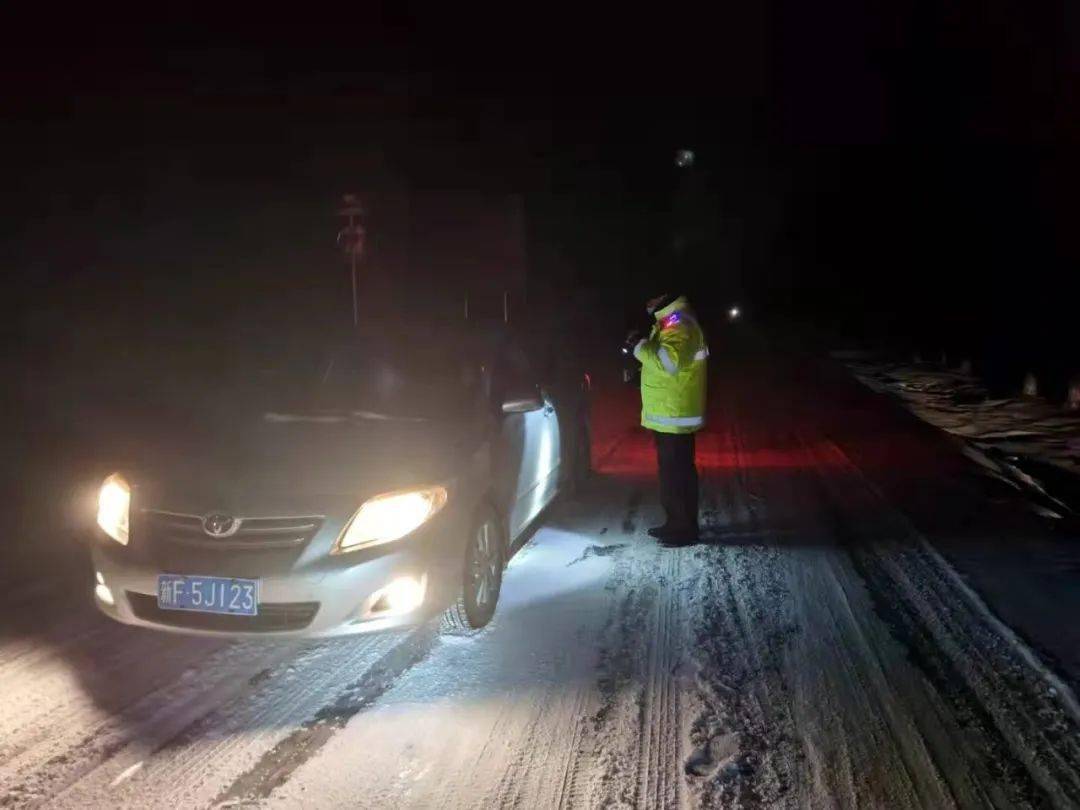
[3, 4, 1078, 548]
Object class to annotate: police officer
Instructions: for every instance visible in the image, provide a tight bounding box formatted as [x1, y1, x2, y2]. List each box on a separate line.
[631, 293, 708, 546]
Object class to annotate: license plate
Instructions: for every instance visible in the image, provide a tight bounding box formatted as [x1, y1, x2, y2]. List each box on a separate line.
[157, 575, 259, 616]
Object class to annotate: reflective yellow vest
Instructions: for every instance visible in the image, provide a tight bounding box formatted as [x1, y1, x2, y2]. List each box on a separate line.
[633, 296, 708, 434]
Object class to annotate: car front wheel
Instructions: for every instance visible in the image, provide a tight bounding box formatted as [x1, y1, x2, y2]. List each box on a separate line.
[443, 506, 503, 632]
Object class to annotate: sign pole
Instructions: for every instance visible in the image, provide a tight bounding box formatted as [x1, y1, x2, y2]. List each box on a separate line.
[337, 194, 366, 329]
[349, 212, 359, 327]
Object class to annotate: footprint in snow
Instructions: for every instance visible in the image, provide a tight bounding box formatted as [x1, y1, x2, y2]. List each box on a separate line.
[685, 732, 746, 779]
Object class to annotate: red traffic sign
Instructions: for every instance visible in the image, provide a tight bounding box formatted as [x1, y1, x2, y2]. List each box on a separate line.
[337, 224, 366, 256]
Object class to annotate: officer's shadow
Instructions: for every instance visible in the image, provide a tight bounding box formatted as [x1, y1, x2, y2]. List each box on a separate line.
[694, 471, 842, 550]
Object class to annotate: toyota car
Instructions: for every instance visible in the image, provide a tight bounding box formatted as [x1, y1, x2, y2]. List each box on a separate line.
[90, 326, 590, 637]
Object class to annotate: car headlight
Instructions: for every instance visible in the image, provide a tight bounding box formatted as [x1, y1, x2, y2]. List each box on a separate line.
[97, 474, 130, 545]
[333, 486, 448, 554]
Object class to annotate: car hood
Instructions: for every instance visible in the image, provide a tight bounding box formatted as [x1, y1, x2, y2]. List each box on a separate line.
[128, 414, 485, 516]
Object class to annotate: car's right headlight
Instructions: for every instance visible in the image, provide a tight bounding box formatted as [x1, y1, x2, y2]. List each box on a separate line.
[333, 486, 447, 554]
[97, 473, 130, 545]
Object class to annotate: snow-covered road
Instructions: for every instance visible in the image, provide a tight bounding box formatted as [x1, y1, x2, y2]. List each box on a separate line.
[4, 345, 1080, 808]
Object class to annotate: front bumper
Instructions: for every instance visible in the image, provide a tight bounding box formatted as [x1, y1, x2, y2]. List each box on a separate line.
[90, 523, 464, 638]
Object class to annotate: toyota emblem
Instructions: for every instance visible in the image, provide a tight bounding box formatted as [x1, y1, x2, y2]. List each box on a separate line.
[203, 513, 240, 538]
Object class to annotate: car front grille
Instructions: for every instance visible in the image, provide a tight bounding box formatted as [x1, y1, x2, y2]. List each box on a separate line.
[142, 511, 324, 550]
[128, 593, 320, 632]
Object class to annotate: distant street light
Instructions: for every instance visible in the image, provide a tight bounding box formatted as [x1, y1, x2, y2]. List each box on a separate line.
[729, 306, 741, 321]
[675, 149, 695, 168]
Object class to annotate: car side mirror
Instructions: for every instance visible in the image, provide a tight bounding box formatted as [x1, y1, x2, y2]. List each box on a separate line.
[501, 391, 544, 414]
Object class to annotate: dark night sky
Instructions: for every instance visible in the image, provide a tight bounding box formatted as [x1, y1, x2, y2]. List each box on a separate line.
[3, 2, 1078, 405]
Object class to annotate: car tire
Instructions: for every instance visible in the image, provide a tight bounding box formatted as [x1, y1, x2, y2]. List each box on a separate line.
[442, 506, 503, 634]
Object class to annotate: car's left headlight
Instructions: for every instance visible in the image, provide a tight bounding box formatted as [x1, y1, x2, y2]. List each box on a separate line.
[97, 473, 130, 545]
[333, 486, 448, 554]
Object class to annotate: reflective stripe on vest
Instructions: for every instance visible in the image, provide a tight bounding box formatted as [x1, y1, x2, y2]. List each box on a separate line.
[657, 346, 678, 375]
[657, 345, 708, 375]
[644, 413, 705, 427]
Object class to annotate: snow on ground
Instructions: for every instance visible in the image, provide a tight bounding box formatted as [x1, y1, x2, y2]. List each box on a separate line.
[261, 411, 1080, 809]
[0, 594, 408, 808]
[264, 512, 621, 810]
[4, 348, 1080, 808]
[843, 356, 1080, 518]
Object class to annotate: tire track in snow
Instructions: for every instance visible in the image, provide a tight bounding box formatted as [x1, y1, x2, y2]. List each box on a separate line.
[35, 626, 413, 809]
[23, 641, 302, 807]
[586, 562, 656, 806]
[635, 547, 684, 809]
[201, 624, 435, 807]
[554, 681, 594, 810]
[685, 381, 947, 807]
[0, 621, 246, 807]
[571, 435, 690, 809]
[807, 434, 1080, 808]
[484, 659, 596, 810]
[476, 640, 596, 810]
[475, 491, 630, 810]
[482, 671, 564, 809]
[688, 412, 803, 807]
[0, 623, 226, 769]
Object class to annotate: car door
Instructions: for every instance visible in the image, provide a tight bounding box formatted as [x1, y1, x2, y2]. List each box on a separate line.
[527, 335, 563, 514]
[492, 342, 560, 541]
[532, 386, 562, 514]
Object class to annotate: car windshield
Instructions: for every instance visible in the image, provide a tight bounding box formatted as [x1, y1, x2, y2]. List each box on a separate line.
[266, 330, 487, 422]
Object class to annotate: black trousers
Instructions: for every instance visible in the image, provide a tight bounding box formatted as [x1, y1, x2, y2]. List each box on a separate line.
[653, 432, 699, 531]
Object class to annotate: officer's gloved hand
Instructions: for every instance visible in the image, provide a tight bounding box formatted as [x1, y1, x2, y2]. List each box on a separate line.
[621, 330, 642, 356]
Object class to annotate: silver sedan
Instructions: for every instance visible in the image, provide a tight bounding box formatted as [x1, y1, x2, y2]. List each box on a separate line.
[90, 330, 590, 637]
